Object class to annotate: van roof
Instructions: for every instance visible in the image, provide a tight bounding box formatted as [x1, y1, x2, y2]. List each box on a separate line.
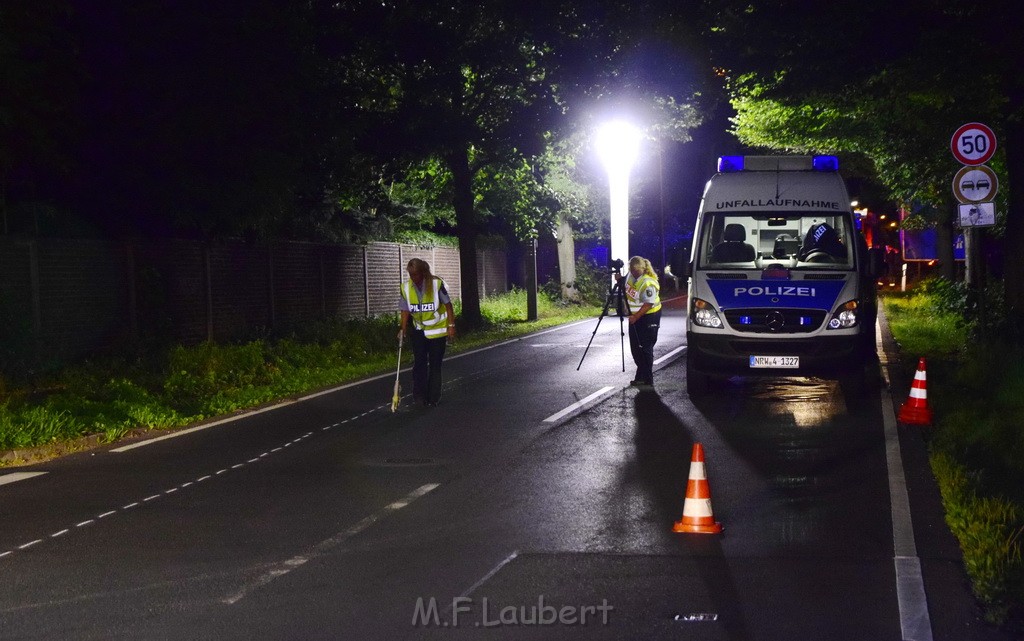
[701, 170, 851, 213]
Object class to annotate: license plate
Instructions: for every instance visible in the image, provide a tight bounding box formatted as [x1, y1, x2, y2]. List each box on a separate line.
[749, 355, 800, 368]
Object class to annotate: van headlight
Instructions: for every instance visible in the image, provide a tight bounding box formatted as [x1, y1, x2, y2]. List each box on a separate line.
[827, 300, 858, 329]
[692, 298, 723, 328]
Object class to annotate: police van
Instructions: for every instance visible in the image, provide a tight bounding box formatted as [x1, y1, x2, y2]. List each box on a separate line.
[682, 155, 880, 395]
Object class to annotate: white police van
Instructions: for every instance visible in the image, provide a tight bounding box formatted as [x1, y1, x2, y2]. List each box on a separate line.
[682, 155, 880, 395]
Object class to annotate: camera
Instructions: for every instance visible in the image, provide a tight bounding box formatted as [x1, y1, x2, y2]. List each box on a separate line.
[607, 258, 624, 272]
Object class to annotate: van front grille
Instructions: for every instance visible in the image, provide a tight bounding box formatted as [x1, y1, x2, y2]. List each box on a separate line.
[801, 273, 846, 280]
[723, 308, 827, 333]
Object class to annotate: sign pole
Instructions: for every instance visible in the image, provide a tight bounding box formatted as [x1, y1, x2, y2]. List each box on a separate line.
[950, 122, 998, 290]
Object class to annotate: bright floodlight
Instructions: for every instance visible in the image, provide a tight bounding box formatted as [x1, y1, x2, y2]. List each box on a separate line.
[596, 121, 642, 268]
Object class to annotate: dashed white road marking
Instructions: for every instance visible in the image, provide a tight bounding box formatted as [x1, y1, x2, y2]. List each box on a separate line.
[5, 321, 595, 561]
[2, 396, 405, 561]
[0, 472, 48, 486]
[221, 483, 440, 605]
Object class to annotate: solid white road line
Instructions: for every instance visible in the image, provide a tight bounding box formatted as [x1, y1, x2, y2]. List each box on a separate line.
[0, 472, 48, 486]
[877, 320, 933, 641]
[110, 401, 295, 452]
[221, 483, 440, 605]
[543, 386, 617, 424]
[654, 345, 686, 366]
[110, 319, 598, 453]
[457, 551, 519, 601]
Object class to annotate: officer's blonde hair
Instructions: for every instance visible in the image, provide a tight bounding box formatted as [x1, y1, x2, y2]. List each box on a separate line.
[407, 258, 433, 280]
[629, 256, 657, 279]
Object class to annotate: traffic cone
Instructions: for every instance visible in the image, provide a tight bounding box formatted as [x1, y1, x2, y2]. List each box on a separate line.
[673, 443, 723, 534]
[898, 357, 933, 426]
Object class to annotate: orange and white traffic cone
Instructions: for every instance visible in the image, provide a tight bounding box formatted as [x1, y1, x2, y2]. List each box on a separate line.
[673, 443, 723, 534]
[898, 357, 933, 426]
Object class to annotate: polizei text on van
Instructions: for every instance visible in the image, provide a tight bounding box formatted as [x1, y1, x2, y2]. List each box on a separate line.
[733, 286, 817, 297]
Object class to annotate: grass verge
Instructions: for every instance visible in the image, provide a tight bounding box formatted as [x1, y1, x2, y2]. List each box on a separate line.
[883, 287, 1024, 626]
[0, 289, 598, 462]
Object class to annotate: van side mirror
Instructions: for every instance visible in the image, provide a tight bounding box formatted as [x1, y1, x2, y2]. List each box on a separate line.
[868, 247, 885, 278]
[670, 246, 691, 279]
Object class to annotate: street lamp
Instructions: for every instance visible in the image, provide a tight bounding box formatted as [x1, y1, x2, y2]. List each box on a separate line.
[596, 120, 642, 268]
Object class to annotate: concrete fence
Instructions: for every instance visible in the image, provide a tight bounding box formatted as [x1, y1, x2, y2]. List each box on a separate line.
[0, 237, 507, 364]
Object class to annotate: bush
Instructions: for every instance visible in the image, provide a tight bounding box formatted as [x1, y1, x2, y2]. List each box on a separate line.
[932, 451, 1024, 623]
[163, 342, 279, 409]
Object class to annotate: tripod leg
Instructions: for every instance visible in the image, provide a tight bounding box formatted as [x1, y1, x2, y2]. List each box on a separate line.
[619, 315, 626, 372]
[576, 288, 617, 371]
[576, 311, 606, 370]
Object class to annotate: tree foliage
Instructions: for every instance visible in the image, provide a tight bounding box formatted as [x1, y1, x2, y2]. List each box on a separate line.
[316, 0, 706, 326]
[707, 0, 1023, 293]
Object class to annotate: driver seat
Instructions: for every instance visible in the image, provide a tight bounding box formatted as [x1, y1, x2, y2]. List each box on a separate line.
[711, 224, 756, 262]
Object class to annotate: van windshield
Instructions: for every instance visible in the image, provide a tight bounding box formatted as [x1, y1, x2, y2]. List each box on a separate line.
[697, 212, 855, 270]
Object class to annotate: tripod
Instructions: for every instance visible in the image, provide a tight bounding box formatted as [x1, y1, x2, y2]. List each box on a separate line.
[577, 273, 632, 372]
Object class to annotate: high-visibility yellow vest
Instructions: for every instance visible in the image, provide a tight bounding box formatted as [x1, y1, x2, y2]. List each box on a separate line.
[402, 277, 449, 338]
[625, 273, 662, 314]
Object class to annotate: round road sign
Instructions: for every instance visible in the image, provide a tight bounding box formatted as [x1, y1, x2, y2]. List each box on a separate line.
[952, 165, 999, 203]
[951, 122, 997, 165]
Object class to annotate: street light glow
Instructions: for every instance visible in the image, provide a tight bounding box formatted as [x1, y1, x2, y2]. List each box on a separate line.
[596, 120, 641, 267]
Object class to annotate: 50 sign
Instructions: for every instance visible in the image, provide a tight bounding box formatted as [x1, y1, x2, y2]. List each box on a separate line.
[951, 122, 997, 166]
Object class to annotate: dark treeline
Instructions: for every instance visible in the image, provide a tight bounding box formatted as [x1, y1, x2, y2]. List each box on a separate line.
[2, 1, 330, 239]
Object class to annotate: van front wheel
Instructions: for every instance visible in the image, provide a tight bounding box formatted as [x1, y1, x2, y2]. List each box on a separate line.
[686, 356, 710, 396]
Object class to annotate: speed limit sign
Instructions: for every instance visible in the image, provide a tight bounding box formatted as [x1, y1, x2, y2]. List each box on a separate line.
[951, 122, 997, 165]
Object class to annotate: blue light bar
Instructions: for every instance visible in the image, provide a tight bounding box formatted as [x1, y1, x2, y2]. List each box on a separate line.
[800, 316, 812, 326]
[718, 156, 744, 172]
[812, 155, 839, 171]
[739, 315, 752, 325]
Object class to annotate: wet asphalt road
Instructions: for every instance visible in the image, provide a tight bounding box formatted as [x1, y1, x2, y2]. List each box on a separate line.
[0, 297, 1013, 640]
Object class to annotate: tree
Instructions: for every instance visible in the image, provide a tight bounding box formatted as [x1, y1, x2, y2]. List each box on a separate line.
[0, 1, 80, 234]
[316, 0, 716, 326]
[704, 0, 1022, 295]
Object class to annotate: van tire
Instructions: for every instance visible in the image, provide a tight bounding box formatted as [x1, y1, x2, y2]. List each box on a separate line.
[839, 370, 867, 398]
[686, 357, 710, 396]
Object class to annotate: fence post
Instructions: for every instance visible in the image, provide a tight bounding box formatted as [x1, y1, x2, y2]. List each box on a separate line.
[27, 240, 42, 350]
[126, 241, 138, 339]
[203, 244, 214, 342]
[363, 245, 370, 317]
[319, 244, 326, 317]
[267, 242, 276, 330]
[480, 247, 486, 298]
[526, 238, 538, 321]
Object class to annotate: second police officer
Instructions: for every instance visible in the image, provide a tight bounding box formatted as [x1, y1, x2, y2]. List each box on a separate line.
[619, 255, 662, 387]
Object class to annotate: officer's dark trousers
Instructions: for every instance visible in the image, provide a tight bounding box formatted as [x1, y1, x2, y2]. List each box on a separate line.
[410, 327, 447, 404]
[628, 310, 661, 384]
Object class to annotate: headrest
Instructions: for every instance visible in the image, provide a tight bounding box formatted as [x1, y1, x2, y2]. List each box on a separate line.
[801, 223, 847, 259]
[723, 224, 746, 242]
[773, 235, 800, 258]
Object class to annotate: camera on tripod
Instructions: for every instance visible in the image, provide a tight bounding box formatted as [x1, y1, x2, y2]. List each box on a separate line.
[577, 257, 632, 372]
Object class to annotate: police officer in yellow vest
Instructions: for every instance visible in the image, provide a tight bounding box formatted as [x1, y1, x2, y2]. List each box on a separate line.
[398, 258, 456, 407]
[618, 255, 662, 387]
